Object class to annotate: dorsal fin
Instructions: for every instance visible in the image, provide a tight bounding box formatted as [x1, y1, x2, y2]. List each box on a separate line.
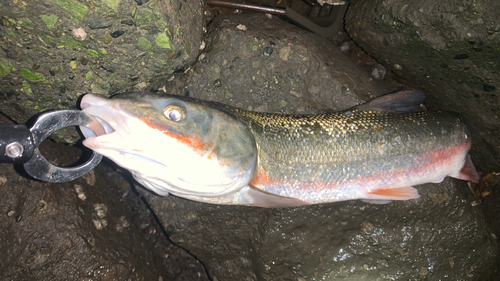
[354, 90, 425, 113]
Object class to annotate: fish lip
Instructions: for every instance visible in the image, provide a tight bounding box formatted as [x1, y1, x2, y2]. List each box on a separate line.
[80, 94, 131, 142]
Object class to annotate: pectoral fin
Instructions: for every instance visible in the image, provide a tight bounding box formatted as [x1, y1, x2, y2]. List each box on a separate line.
[236, 186, 310, 208]
[173, 185, 310, 208]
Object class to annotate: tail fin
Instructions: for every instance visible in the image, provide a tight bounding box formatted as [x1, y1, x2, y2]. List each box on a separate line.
[451, 154, 480, 183]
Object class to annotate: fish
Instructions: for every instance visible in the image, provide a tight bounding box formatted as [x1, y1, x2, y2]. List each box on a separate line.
[79, 90, 479, 207]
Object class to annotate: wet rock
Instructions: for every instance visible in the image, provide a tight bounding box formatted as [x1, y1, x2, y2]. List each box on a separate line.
[180, 13, 394, 114]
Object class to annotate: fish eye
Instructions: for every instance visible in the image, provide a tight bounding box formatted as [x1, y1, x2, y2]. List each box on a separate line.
[163, 105, 185, 121]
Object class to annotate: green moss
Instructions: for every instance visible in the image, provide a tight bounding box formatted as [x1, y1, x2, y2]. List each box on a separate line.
[137, 9, 152, 26]
[0, 58, 14, 78]
[22, 81, 32, 95]
[7, 29, 15, 38]
[86, 49, 99, 57]
[20, 18, 33, 30]
[85, 71, 93, 81]
[19, 68, 45, 82]
[51, 0, 88, 20]
[99, 48, 107, 55]
[40, 14, 58, 30]
[23, 100, 33, 107]
[138, 37, 152, 50]
[148, 0, 158, 9]
[183, 41, 191, 58]
[61, 35, 84, 48]
[155, 33, 172, 49]
[102, 0, 120, 10]
[39, 33, 58, 47]
[155, 20, 167, 30]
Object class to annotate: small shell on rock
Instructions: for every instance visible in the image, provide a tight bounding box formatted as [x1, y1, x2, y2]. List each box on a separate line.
[236, 24, 247, 31]
[72, 27, 87, 41]
[134, 81, 147, 91]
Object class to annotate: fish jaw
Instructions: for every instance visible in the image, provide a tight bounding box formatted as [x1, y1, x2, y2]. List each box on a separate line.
[79, 92, 258, 198]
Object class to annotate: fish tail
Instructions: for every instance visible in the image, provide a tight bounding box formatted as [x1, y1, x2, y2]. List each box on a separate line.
[450, 154, 480, 183]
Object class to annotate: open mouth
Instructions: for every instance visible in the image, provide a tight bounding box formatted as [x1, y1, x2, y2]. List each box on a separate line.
[80, 115, 115, 138]
[78, 94, 131, 142]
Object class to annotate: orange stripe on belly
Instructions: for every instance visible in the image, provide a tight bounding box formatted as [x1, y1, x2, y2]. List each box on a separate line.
[250, 141, 472, 191]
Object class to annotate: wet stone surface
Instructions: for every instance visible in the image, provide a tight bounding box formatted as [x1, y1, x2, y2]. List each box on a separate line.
[176, 13, 398, 115]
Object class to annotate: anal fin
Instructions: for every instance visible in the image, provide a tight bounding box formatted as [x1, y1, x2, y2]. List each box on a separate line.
[360, 199, 393, 205]
[365, 186, 420, 200]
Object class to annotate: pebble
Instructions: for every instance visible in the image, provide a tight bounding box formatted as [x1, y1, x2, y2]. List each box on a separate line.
[85, 18, 114, 29]
[263, 47, 273, 56]
[110, 30, 125, 38]
[213, 79, 221, 87]
[483, 83, 496, 92]
[80, 56, 89, 65]
[103, 33, 112, 44]
[121, 18, 134, 26]
[453, 54, 469, 60]
[101, 64, 116, 73]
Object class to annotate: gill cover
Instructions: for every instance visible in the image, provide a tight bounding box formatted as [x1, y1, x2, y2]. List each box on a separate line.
[80, 92, 258, 198]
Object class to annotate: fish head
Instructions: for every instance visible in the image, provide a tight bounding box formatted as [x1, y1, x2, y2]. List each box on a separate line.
[80, 92, 257, 197]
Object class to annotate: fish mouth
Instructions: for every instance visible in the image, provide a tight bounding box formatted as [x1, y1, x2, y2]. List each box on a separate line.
[79, 94, 131, 147]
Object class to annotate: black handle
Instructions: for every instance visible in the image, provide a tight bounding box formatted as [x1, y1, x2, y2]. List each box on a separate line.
[0, 124, 35, 164]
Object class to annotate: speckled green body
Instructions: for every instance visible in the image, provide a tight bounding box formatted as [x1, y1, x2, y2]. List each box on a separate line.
[229, 108, 471, 203]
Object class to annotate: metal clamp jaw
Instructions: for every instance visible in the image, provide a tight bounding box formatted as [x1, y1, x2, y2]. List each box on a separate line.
[0, 110, 102, 182]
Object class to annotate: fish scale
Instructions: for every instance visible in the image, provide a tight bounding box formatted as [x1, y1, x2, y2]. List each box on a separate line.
[231, 108, 471, 203]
